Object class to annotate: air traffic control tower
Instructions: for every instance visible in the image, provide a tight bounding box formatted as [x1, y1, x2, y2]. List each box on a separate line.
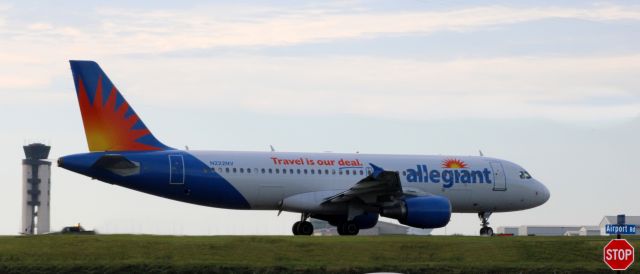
[21, 143, 51, 235]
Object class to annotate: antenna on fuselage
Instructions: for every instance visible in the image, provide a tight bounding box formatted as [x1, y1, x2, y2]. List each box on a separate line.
[479, 150, 484, 157]
[270, 145, 275, 152]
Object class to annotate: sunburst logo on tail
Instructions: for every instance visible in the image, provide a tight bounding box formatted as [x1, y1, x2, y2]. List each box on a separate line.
[76, 76, 162, 151]
[441, 159, 468, 169]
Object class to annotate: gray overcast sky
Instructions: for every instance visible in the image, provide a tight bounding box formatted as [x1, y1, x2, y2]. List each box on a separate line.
[1, 0, 639, 235]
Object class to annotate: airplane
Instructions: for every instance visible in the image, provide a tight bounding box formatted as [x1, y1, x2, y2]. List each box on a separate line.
[58, 60, 550, 236]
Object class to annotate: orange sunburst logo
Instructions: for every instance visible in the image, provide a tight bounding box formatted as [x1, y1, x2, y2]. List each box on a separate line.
[76, 76, 161, 152]
[441, 159, 468, 169]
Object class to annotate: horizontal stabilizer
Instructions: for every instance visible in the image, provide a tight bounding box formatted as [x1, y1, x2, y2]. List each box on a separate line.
[91, 154, 140, 176]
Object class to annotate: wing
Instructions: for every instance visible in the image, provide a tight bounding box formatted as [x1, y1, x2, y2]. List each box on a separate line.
[322, 164, 403, 205]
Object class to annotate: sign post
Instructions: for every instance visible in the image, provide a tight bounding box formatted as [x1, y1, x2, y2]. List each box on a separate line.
[603, 214, 636, 272]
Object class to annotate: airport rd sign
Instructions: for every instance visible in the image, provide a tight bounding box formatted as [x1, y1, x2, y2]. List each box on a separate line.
[603, 239, 634, 271]
[605, 224, 637, 235]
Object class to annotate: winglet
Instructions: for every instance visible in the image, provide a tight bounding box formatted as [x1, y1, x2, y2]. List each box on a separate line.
[369, 163, 384, 178]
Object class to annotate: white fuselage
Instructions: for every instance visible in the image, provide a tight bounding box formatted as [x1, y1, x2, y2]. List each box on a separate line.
[188, 151, 550, 213]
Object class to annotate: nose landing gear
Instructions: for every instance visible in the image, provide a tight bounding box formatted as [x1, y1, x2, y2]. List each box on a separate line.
[478, 212, 494, 236]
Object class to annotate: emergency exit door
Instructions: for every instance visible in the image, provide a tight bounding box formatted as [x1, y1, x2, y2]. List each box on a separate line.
[169, 155, 185, 184]
[490, 162, 506, 191]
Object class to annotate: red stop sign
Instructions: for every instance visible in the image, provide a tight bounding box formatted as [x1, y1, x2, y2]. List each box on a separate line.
[603, 239, 635, 271]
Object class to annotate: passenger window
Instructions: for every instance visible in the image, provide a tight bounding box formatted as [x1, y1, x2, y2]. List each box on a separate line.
[240, 168, 244, 173]
[225, 167, 230, 173]
[268, 168, 272, 174]
[297, 169, 301, 174]
[261, 168, 265, 174]
[276, 169, 280, 174]
[311, 169, 315, 174]
[332, 169, 336, 175]
[318, 169, 322, 175]
[325, 169, 329, 175]
[339, 170, 343, 175]
[290, 169, 294, 174]
[359, 170, 364, 175]
[346, 170, 350, 175]
[233, 168, 237, 173]
[304, 169, 308, 174]
[283, 169, 287, 174]
[247, 168, 251, 174]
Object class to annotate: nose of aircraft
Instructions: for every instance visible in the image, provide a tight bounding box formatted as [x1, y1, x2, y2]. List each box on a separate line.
[537, 180, 550, 205]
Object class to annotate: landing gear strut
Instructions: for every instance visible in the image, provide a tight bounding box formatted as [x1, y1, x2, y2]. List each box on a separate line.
[478, 212, 494, 236]
[292, 213, 313, 236]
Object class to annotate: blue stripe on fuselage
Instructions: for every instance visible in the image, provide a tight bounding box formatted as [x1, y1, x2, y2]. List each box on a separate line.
[58, 150, 250, 209]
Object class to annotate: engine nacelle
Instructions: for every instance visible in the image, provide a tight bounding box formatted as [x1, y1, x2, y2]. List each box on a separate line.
[352, 212, 379, 229]
[380, 195, 451, 229]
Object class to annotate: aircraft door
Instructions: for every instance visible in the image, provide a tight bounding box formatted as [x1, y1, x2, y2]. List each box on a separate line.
[490, 162, 506, 191]
[169, 155, 185, 184]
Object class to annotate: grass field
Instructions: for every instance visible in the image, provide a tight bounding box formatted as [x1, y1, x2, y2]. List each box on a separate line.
[0, 235, 638, 273]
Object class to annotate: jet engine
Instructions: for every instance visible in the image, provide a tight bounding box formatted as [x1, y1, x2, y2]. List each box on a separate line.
[380, 195, 451, 229]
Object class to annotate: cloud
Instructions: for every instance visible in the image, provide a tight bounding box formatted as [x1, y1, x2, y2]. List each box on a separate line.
[1, 50, 637, 122]
[27, 22, 53, 31]
[105, 54, 640, 122]
[0, 4, 8, 28]
[86, 5, 640, 53]
[0, 3, 639, 122]
[3, 4, 640, 56]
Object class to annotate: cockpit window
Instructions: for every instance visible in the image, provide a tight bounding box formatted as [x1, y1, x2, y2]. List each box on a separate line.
[519, 171, 532, 179]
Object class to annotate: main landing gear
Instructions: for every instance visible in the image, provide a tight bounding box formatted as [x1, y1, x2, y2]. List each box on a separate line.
[292, 213, 313, 236]
[478, 212, 494, 236]
[336, 221, 359, 236]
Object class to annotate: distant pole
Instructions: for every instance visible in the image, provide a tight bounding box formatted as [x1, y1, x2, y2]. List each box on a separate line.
[616, 214, 625, 274]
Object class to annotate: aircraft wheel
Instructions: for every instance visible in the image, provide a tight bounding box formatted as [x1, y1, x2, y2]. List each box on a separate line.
[478, 212, 493, 236]
[299, 221, 313, 235]
[292, 221, 302, 235]
[480, 227, 494, 236]
[338, 222, 359, 236]
[292, 221, 313, 236]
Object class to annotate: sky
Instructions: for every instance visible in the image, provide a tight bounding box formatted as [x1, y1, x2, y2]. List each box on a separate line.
[0, 0, 639, 235]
